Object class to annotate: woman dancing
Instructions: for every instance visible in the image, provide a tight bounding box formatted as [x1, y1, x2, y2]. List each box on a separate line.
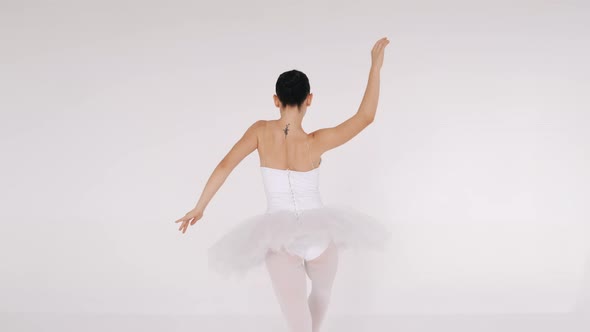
[175, 36, 391, 332]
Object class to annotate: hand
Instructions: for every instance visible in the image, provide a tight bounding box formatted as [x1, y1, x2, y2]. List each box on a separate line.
[370, 36, 390, 71]
[175, 207, 203, 234]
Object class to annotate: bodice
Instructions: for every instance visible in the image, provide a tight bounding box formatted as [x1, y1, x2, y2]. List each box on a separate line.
[260, 166, 324, 216]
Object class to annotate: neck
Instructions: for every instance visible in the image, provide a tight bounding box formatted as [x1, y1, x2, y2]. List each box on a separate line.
[278, 106, 305, 130]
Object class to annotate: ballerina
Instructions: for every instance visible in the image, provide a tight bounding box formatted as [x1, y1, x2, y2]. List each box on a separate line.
[175, 36, 391, 332]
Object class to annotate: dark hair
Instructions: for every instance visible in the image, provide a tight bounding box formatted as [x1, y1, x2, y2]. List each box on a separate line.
[275, 69, 310, 110]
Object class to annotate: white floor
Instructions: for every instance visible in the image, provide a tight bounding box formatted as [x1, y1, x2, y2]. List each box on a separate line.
[1, 313, 588, 332]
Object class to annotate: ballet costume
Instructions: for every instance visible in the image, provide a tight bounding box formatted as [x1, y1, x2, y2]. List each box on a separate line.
[207, 154, 392, 332]
[207, 159, 393, 278]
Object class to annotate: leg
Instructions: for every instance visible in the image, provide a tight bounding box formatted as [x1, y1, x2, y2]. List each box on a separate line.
[304, 241, 339, 332]
[265, 248, 312, 332]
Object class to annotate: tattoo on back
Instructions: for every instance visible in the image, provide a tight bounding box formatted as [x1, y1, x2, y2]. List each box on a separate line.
[283, 123, 290, 137]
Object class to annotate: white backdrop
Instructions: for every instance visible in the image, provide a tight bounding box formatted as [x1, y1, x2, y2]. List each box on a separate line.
[1, 0, 589, 317]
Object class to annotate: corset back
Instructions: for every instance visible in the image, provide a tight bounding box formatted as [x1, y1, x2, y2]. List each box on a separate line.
[260, 166, 323, 215]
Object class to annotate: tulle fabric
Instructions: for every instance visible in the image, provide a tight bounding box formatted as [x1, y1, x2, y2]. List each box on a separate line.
[207, 204, 392, 278]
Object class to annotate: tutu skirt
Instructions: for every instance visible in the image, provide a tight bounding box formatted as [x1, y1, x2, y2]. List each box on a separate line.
[207, 204, 392, 278]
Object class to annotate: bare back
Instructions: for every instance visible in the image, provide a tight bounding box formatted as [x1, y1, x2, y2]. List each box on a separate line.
[257, 120, 322, 172]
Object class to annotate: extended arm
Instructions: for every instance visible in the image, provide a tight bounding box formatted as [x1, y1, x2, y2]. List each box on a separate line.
[193, 120, 264, 213]
[176, 120, 262, 233]
[311, 37, 389, 153]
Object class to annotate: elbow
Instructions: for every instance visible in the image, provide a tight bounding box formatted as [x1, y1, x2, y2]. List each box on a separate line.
[365, 115, 375, 125]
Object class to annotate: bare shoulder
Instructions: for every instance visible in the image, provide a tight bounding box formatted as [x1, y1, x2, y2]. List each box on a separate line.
[238, 120, 266, 143]
[253, 119, 267, 127]
[307, 129, 322, 151]
[248, 119, 267, 142]
[247, 119, 267, 132]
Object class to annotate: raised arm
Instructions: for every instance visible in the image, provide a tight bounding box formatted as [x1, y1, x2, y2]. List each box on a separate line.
[312, 37, 390, 153]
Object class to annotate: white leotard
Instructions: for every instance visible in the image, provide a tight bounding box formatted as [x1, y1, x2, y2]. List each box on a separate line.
[260, 141, 331, 260]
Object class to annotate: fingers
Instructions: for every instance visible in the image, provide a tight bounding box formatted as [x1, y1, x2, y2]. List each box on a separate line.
[179, 220, 189, 233]
[175, 217, 190, 225]
[372, 36, 390, 52]
[174, 210, 202, 234]
[174, 216, 190, 233]
[372, 37, 387, 48]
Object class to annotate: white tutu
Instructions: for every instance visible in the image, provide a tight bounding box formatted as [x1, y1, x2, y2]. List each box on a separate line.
[207, 166, 392, 278]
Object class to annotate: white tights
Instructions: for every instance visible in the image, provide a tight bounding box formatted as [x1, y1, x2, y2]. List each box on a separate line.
[265, 240, 339, 332]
